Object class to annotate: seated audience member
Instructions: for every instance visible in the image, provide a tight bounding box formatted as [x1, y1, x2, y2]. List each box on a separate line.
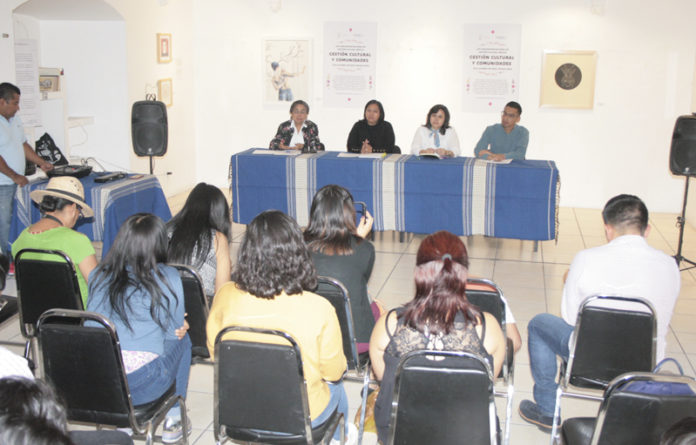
[0, 377, 133, 445]
[466, 279, 522, 353]
[347, 100, 398, 154]
[206, 210, 356, 444]
[269, 99, 325, 152]
[661, 417, 696, 445]
[369, 231, 505, 443]
[410, 104, 460, 158]
[11, 176, 97, 307]
[474, 101, 528, 161]
[87, 213, 191, 444]
[519, 194, 681, 432]
[167, 182, 231, 301]
[304, 184, 378, 351]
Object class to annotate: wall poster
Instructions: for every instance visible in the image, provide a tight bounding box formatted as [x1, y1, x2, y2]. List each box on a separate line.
[323, 22, 377, 108]
[463, 24, 521, 113]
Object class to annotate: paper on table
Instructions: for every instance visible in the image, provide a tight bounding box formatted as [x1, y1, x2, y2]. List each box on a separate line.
[253, 149, 301, 156]
[482, 158, 513, 164]
[338, 152, 385, 159]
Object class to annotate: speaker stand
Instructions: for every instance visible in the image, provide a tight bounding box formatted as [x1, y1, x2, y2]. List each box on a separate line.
[674, 175, 696, 271]
[149, 155, 154, 175]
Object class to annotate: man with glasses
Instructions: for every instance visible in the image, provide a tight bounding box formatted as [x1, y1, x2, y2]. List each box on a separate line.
[474, 101, 529, 161]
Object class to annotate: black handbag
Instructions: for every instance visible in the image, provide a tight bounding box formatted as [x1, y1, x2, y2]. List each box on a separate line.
[35, 132, 69, 166]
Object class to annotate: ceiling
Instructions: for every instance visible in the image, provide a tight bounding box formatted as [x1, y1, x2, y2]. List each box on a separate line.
[13, 0, 123, 21]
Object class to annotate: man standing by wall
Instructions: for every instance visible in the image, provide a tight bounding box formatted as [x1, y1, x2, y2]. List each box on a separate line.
[519, 194, 680, 432]
[0, 82, 53, 254]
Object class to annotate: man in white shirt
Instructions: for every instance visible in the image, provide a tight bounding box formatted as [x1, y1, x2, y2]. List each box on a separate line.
[519, 194, 680, 432]
[0, 82, 53, 254]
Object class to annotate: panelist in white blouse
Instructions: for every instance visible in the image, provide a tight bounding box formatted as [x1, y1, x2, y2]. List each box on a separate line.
[410, 104, 460, 158]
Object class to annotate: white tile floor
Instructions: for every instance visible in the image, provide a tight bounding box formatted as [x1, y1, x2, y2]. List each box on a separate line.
[2, 203, 696, 444]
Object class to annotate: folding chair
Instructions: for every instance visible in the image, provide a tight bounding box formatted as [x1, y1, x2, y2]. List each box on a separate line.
[561, 371, 696, 445]
[37, 308, 188, 445]
[214, 325, 344, 444]
[466, 278, 515, 445]
[388, 350, 498, 445]
[170, 263, 210, 363]
[550, 295, 657, 443]
[15, 248, 83, 359]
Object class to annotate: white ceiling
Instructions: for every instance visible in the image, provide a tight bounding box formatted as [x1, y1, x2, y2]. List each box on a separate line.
[13, 0, 123, 21]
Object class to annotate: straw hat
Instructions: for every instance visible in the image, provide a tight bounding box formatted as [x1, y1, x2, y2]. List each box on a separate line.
[30, 176, 94, 218]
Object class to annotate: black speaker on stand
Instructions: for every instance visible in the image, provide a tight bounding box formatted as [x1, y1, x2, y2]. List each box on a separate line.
[131, 100, 168, 175]
[669, 113, 696, 271]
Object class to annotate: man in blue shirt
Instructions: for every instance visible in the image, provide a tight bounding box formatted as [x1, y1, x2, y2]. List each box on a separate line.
[0, 82, 53, 254]
[474, 101, 529, 161]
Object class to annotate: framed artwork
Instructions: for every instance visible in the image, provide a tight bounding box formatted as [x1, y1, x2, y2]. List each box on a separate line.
[263, 39, 311, 105]
[157, 33, 172, 63]
[158, 78, 172, 107]
[39, 75, 60, 92]
[540, 50, 597, 109]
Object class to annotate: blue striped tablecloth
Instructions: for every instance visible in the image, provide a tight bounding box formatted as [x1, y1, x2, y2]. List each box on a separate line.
[229, 149, 559, 241]
[10, 173, 172, 257]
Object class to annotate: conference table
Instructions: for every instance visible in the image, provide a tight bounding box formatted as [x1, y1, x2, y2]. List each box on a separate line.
[229, 149, 560, 241]
[10, 173, 171, 258]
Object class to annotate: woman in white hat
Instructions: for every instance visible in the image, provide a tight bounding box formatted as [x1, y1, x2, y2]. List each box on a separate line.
[11, 176, 98, 307]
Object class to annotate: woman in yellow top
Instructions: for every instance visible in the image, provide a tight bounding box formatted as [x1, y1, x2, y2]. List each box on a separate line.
[206, 210, 355, 443]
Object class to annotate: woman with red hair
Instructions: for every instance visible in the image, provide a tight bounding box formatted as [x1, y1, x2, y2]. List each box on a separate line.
[369, 231, 505, 443]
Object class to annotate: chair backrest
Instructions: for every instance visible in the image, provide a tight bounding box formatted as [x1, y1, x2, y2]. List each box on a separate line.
[389, 350, 497, 445]
[566, 296, 657, 389]
[36, 309, 136, 427]
[214, 326, 313, 442]
[590, 372, 696, 445]
[466, 278, 507, 333]
[314, 276, 360, 370]
[169, 263, 210, 359]
[15, 248, 83, 338]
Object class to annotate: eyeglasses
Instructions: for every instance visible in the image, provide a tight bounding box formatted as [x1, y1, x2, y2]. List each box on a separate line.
[501, 111, 518, 118]
[76, 205, 84, 217]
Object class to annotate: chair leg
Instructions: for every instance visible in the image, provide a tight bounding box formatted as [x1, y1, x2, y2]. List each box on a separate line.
[503, 384, 513, 445]
[358, 370, 370, 445]
[180, 398, 189, 445]
[550, 387, 563, 445]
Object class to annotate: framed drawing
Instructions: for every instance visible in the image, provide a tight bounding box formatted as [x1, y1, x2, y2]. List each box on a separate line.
[158, 78, 172, 107]
[540, 50, 597, 109]
[157, 33, 172, 63]
[263, 39, 311, 105]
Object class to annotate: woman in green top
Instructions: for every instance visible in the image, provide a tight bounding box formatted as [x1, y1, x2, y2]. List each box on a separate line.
[11, 176, 97, 307]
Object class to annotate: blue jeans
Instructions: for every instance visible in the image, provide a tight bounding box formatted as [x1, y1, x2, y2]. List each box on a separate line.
[0, 184, 17, 256]
[312, 382, 348, 440]
[126, 335, 191, 419]
[278, 88, 293, 101]
[528, 313, 573, 416]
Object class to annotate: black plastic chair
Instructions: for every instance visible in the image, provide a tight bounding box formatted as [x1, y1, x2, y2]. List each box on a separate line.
[15, 248, 83, 358]
[388, 349, 498, 445]
[170, 263, 210, 362]
[550, 295, 657, 442]
[561, 371, 696, 445]
[466, 278, 514, 445]
[37, 308, 189, 445]
[214, 325, 344, 445]
[0, 251, 21, 348]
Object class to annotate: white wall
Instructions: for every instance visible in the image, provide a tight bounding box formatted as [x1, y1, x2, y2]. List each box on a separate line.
[39, 20, 129, 171]
[193, 0, 696, 213]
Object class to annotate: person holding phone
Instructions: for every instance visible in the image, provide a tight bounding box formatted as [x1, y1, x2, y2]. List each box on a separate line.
[304, 185, 378, 351]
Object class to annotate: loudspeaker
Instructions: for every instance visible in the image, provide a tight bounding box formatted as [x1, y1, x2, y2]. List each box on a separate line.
[670, 114, 696, 176]
[131, 101, 168, 157]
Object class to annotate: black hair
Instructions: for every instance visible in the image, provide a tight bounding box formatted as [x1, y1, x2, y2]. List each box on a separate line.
[290, 100, 309, 114]
[304, 184, 361, 255]
[0, 82, 20, 102]
[89, 213, 176, 332]
[0, 378, 67, 433]
[601, 194, 649, 234]
[167, 183, 231, 269]
[424, 104, 451, 135]
[0, 415, 74, 445]
[233, 210, 316, 299]
[38, 196, 75, 215]
[505, 101, 522, 115]
[363, 100, 385, 125]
